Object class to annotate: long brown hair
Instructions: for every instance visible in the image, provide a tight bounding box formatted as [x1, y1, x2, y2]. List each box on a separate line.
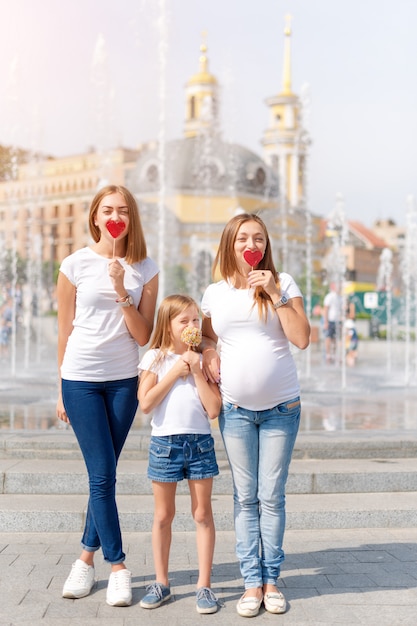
[88, 184, 147, 264]
[148, 294, 199, 366]
[213, 212, 279, 319]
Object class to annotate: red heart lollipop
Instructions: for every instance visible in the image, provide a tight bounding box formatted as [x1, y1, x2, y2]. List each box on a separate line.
[243, 250, 263, 268]
[106, 220, 126, 238]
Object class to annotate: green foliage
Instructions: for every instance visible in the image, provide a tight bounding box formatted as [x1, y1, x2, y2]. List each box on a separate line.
[296, 271, 327, 315]
[0, 250, 27, 283]
[165, 264, 188, 294]
[0, 145, 30, 181]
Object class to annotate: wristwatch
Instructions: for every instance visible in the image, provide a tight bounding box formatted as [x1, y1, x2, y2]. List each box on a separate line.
[273, 294, 288, 309]
[116, 294, 134, 307]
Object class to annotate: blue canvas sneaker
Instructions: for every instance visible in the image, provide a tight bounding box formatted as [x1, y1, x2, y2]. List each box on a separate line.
[140, 582, 171, 609]
[196, 587, 219, 614]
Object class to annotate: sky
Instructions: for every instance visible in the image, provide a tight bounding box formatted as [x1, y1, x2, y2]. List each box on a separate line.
[0, 0, 416, 227]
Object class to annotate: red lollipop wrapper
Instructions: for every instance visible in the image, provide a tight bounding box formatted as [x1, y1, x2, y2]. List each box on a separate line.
[243, 249, 263, 268]
[106, 220, 126, 238]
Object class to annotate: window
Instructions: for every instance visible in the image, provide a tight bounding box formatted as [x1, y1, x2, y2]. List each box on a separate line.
[190, 96, 196, 119]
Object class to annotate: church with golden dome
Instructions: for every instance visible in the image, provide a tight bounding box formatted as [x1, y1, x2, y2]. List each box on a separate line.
[0, 19, 344, 307]
[126, 20, 321, 299]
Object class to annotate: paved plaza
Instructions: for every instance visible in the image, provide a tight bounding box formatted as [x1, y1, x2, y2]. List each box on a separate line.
[1, 337, 417, 624]
[1, 527, 417, 625]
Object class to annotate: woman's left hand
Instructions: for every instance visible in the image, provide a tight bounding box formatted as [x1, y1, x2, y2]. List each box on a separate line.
[108, 259, 126, 293]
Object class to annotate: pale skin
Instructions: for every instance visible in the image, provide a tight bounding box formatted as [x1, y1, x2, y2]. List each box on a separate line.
[56, 191, 158, 574]
[138, 304, 221, 589]
[201, 220, 310, 601]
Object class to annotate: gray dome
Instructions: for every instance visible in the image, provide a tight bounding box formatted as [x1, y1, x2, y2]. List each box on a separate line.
[128, 135, 278, 199]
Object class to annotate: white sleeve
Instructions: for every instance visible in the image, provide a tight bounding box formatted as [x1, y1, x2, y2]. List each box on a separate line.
[200, 283, 214, 317]
[59, 253, 76, 285]
[138, 349, 158, 374]
[279, 272, 303, 299]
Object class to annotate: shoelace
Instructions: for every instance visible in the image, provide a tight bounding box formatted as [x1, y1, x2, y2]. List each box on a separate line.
[197, 587, 222, 606]
[68, 562, 89, 584]
[112, 570, 131, 589]
[146, 582, 166, 599]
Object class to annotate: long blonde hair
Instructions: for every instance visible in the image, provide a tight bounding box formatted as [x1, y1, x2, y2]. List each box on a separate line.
[88, 185, 147, 264]
[148, 294, 199, 366]
[213, 212, 279, 319]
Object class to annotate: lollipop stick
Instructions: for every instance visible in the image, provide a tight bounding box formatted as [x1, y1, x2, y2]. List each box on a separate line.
[112, 238, 115, 259]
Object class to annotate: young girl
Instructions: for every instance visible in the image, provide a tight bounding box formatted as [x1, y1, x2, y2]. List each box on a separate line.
[138, 294, 221, 615]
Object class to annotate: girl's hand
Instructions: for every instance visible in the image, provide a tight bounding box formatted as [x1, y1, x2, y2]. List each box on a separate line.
[175, 357, 191, 379]
[182, 350, 201, 375]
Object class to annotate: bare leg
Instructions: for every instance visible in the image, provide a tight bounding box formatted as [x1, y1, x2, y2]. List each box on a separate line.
[188, 478, 215, 588]
[78, 549, 94, 567]
[151, 481, 177, 586]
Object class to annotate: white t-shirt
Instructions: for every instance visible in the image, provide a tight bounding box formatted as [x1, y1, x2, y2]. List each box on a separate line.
[323, 290, 342, 322]
[138, 349, 212, 436]
[60, 247, 158, 382]
[201, 273, 302, 411]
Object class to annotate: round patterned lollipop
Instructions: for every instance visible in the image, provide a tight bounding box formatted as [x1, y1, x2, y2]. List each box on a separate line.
[181, 327, 202, 350]
[180, 327, 202, 380]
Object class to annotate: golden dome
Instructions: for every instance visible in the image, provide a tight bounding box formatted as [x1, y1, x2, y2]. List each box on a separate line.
[187, 42, 217, 85]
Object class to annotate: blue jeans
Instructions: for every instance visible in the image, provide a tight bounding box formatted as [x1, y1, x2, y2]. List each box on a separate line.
[218, 398, 300, 588]
[62, 377, 138, 564]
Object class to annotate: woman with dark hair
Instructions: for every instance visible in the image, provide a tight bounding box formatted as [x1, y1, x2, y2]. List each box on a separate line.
[201, 212, 310, 618]
[57, 185, 158, 606]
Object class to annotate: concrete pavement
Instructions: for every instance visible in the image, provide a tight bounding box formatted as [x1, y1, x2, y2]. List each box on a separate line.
[1, 430, 417, 625]
[1, 527, 417, 625]
[1, 339, 417, 623]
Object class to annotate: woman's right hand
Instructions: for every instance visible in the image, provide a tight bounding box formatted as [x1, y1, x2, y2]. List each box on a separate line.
[56, 393, 70, 424]
[202, 349, 220, 384]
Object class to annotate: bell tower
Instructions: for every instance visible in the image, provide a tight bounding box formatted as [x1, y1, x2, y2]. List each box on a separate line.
[262, 16, 308, 209]
[184, 35, 219, 138]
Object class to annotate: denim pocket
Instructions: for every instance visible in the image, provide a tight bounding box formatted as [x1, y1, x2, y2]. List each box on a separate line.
[149, 441, 171, 458]
[220, 401, 236, 417]
[276, 397, 301, 415]
[197, 436, 215, 455]
[197, 436, 217, 468]
[148, 441, 172, 472]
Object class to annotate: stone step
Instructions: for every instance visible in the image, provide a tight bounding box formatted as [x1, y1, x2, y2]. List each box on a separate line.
[1, 457, 417, 495]
[2, 429, 417, 461]
[0, 491, 416, 532]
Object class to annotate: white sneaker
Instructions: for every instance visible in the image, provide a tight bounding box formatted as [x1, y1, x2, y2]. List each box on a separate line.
[62, 559, 95, 599]
[106, 569, 132, 606]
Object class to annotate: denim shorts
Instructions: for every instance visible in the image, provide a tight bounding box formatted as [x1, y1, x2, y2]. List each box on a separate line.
[147, 434, 219, 482]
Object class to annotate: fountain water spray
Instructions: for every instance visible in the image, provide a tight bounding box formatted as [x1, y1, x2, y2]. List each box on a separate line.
[404, 194, 417, 385]
[157, 0, 168, 300]
[300, 82, 312, 378]
[325, 193, 347, 388]
[377, 248, 393, 374]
